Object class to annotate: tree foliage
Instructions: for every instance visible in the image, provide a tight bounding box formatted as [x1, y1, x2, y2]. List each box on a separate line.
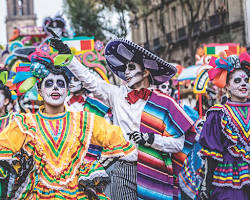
[179, 0, 213, 64]
[64, 0, 106, 40]
[64, 0, 144, 39]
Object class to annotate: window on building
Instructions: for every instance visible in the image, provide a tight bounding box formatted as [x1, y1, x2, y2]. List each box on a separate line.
[171, 6, 177, 31]
[27, 0, 30, 15]
[13, 0, 17, 15]
[18, 0, 24, 15]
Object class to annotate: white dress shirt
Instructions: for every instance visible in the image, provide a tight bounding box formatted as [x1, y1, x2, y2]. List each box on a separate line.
[68, 57, 185, 161]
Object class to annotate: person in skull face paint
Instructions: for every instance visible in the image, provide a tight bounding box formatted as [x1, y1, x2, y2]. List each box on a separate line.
[199, 53, 250, 200]
[50, 37, 197, 200]
[65, 70, 112, 162]
[0, 50, 136, 199]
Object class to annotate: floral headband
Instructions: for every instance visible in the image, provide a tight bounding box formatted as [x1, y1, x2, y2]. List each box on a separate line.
[208, 52, 249, 88]
[14, 48, 73, 96]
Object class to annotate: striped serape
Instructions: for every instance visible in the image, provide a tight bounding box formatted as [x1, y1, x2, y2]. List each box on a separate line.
[138, 91, 196, 199]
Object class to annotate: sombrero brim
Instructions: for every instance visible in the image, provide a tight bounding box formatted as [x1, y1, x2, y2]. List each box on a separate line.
[104, 38, 177, 85]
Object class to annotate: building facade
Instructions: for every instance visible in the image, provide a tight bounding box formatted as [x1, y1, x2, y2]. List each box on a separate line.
[130, 0, 246, 65]
[5, 0, 36, 41]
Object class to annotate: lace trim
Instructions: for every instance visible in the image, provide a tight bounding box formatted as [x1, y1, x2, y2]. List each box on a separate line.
[212, 180, 250, 189]
[208, 106, 250, 163]
[16, 112, 94, 190]
[199, 147, 223, 162]
[78, 170, 109, 182]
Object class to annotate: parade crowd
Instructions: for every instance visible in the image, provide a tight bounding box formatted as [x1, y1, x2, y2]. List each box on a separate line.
[0, 28, 249, 200]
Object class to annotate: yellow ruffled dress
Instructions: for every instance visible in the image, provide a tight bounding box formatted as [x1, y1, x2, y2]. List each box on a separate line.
[0, 107, 135, 199]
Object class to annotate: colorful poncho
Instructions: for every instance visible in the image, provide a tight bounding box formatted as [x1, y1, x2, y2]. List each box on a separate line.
[199, 101, 250, 189]
[0, 107, 135, 199]
[138, 91, 196, 200]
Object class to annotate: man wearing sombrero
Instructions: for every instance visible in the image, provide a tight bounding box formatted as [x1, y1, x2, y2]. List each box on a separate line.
[50, 37, 197, 200]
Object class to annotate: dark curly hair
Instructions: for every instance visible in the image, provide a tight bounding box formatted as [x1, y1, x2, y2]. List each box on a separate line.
[0, 81, 12, 102]
[36, 61, 70, 89]
[226, 64, 250, 84]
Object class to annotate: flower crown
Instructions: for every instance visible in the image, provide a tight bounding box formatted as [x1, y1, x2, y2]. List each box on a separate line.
[208, 51, 250, 88]
[14, 48, 73, 96]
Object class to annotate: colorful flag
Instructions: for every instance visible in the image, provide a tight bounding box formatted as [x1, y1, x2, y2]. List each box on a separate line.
[62, 36, 95, 53]
[204, 43, 240, 56]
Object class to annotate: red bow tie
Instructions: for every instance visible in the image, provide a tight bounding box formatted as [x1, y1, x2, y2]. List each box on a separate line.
[126, 88, 151, 104]
[68, 95, 85, 105]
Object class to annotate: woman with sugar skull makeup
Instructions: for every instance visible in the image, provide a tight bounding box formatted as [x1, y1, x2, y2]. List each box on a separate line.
[50, 37, 197, 200]
[0, 49, 136, 199]
[199, 52, 250, 200]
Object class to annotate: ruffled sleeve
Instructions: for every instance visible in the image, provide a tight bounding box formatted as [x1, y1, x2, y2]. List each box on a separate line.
[199, 110, 224, 161]
[78, 160, 108, 182]
[91, 115, 136, 158]
[0, 120, 28, 158]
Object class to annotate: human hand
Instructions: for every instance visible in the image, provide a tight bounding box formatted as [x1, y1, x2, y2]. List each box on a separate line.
[127, 131, 154, 145]
[48, 27, 71, 54]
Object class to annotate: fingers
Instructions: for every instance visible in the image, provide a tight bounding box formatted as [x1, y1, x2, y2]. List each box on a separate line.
[128, 131, 140, 140]
[127, 131, 146, 144]
[133, 134, 142, 143]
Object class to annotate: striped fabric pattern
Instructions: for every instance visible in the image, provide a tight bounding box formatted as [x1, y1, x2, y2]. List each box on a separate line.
[201, 102, 250, 188]
[79, 160, 108, 181]
[83, 97, 109, 162]
[138, 91, 195, 199]
[84, 97, 109, 117]
[13, 111, 98, 199]
[110, 161, 137, 200]
[0, 113, 11, 133]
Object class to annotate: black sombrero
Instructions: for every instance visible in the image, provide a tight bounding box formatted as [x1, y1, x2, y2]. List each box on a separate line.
[104, 38, 177, 85]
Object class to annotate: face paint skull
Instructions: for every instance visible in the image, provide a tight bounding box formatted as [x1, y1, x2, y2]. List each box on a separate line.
[40, 73, 67, 106]
[158, 81, 172, 96]
[227, 70, 249, 101]
[69, 76, 82, 93]
[125, 62, 144, 88]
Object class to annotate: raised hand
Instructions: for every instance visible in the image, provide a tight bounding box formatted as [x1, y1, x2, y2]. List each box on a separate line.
[48, 27, 71, 54]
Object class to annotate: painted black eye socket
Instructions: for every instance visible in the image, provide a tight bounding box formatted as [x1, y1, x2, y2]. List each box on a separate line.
[244, 78, 249, 83]
[45, 80, 53, 88]
[57, 80, 66, 88]
[161, 85, 167, 89]
[234, 78, 241, 84]
[127, 63, 136, 70]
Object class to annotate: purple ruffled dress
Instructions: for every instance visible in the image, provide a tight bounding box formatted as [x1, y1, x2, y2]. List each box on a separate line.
[199, 100, 250, 200]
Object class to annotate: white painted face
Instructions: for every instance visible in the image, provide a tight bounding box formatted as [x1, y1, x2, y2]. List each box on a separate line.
[40, 73, 67, 106]
[227, 70, 249, 100]
[158, 81, 172, 95]
[125, 62, 144, 88]
[69, 76, 82, 93]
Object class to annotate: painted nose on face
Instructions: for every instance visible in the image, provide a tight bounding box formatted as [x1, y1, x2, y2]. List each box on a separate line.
[241, 83, 247, 87]
[125, 68, 129, 76]
[53, 85, 59, 91]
